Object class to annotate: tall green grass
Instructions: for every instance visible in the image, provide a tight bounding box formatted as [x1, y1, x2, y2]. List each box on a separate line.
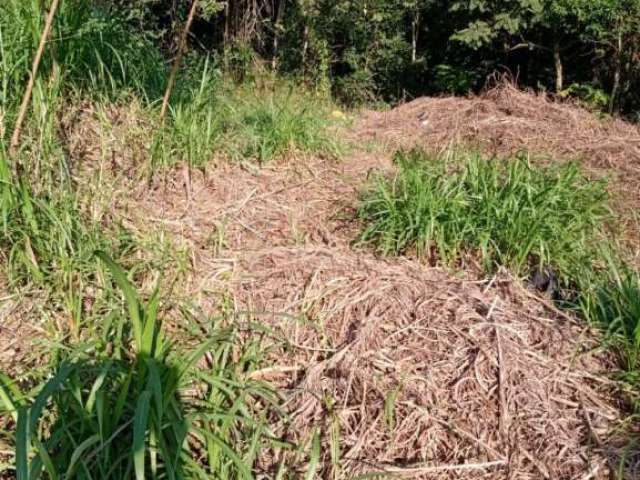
[0, 0, 165, 112]
[359, 149, 610, 280]
[0, 144, 130, 329]
[0, 254, 286, 479]
[154, 66, 342, 168]
[580, 250, 640, 381]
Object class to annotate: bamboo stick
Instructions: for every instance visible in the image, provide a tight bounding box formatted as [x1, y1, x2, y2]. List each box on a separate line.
[9, 0, 61, 157]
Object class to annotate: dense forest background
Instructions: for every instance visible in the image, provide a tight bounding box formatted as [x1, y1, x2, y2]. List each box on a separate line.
[96, 0, 640, 113]
[2, 1, 639, 115]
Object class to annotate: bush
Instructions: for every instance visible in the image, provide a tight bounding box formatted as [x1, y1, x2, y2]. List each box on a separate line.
[0, 0, 166, 107]
[579, 250, 640, 379]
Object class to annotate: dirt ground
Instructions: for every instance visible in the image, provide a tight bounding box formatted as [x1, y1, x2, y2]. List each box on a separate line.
[2, 86, 640, 478]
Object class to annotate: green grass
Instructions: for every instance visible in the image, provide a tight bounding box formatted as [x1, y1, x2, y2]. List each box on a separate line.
[579, 250, 640, 381]
[0, 145, 134, 330]
[358, 149, 610, 282]
[0, 0, 165, 113]
[0, 254, 287, 479]
[154, 67, 343, 168]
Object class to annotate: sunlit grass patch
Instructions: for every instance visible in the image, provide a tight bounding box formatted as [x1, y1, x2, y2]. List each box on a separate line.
[153, 66, 343, 168]
[358, 149, 610, 283]
[0, 254, 287, 479]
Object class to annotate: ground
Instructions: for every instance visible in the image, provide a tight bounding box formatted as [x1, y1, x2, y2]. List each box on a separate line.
[2, 85, 640, 478]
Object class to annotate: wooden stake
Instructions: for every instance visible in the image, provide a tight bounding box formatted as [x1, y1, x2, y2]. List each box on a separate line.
[9, 0, 61, 157]
[160, 0, 199, 122]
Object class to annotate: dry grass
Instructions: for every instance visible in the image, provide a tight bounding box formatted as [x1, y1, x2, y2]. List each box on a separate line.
[357, 82, 640, 237]
[123, 151, 637, 478]
[0, 274, 46, 377]
[235, 245, 632, 479]
[6, 86, 639, 478]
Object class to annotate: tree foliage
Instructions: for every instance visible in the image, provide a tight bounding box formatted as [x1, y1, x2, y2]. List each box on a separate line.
[9, 0, 640, 114]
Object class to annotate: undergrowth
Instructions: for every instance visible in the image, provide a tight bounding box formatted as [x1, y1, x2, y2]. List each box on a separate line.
[154, 65, 342, 167]
[358, 149, 610, 279]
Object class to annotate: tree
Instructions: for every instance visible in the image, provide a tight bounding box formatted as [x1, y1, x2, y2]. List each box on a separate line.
[450, 0, 584, 92]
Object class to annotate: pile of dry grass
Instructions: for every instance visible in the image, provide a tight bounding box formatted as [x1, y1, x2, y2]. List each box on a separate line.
[235, 246, 632, 479]
[358, 82, 640, 206]
[122, 141, 638, 478]
[22, 89, 635, 478]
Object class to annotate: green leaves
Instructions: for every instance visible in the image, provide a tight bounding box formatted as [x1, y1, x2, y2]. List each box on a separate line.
[133, 391, 152, 480]
[97, 251, 164, 359]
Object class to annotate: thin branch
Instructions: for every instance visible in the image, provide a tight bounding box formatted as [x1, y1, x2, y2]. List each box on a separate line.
[9, 0, 61, 157]
[160, 0, 199, 122]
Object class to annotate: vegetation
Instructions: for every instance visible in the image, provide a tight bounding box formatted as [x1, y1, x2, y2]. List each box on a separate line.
[0, 253, 286, 479]
[358, 149, 609, 276]
[358, 148, 640, 387]
[0, 0, 639, 477]
[68, 0, 640, 114]
[156, 69, 341, 168]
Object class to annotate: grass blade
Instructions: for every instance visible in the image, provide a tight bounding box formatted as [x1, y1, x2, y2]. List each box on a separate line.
[133, 390, 152, 480]
[96, 250, 144, 353]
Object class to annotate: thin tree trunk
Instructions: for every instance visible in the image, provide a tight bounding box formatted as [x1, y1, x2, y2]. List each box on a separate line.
[411, 10, 420, 63]
[224, 0, 230, 48]
[271, 0, 286, 70]
[302, 24, 309, 71]
[160, 0, 199, 122]
[9, 0, 61, 157]
[609, 29, 623, 113]
[553, 41, 564, 93]
[160, 0, 199, 202]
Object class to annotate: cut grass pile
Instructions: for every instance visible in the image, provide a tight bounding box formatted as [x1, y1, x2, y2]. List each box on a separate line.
[358, 148, 640, 391]
[0, 1, 638, 476]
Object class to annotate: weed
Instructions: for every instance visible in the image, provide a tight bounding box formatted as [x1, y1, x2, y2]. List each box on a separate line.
[227, 85, 341, 164]
[0, 254, 286, 479]
[0, 147, 130, 328]
[579, 248, 640, 382]
[358, 149, 610, 286]
[154, 68, 342, 168]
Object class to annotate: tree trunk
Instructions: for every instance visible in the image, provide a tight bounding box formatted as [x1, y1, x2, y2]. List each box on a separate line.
[271, 0, 286, 70]
[609, 29, 623, 113]
[160, 0, 199, 122]
[553, 42, 563, 93]
[9, 0, 61, 157]
[411, 10, 420, 63]
[302, 24, 309, 71]
[224, 0, 230, 48]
